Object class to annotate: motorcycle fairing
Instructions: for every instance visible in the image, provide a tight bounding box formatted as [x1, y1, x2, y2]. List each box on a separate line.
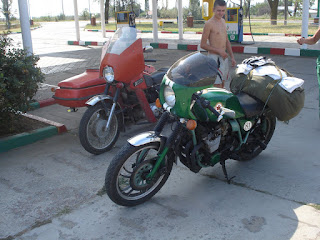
[100, 38, 145, 84]
[192, 88, 246, 121]
[159, 75, 211, 119]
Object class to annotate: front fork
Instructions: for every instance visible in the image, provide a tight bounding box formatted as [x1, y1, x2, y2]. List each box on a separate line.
[146, 112, 182, 180]
[102, 83, 122, 130]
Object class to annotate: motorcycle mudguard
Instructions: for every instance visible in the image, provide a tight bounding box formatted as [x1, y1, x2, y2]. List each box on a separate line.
[128, 131, 162, 147]
[86, 95, 113, 106]
[85, 95, 125, 132]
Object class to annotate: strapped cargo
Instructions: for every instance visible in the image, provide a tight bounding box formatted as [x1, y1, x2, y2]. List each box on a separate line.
[230, 57, 305, 121]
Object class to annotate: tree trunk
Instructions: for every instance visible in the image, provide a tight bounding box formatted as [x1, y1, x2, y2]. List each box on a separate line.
[2, 0, 11, 29]
[105, 0, 109, 24]
[244, 0, 250, 18]
[268, 0, 279, 25]
[293, 1, 298, 17]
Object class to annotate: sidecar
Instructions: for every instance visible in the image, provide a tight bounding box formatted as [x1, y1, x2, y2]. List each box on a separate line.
[53, 62, 156, 108]
[52, 69, 106, 108]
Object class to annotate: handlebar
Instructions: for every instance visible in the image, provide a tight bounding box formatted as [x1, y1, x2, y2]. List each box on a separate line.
[192, 92, 224, 122]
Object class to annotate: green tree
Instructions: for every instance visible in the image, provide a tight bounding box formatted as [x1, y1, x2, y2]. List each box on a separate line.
[292, 0, 315, 17]
[80, 8, 90, 20]
[250, 2, 270, 16]
[1, 0, 12, 29]
[243, 0, 251, 18]
[189, 0, 202, 19]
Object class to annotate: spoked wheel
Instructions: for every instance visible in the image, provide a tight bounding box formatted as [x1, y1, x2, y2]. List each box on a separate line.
[105, 142, 173, 206]
[79, 103, 120, 155]
[238, 110, 276, 161]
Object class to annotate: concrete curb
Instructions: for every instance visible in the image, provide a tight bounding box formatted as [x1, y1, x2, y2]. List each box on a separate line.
[150, 43, 320, 57]
[67, 40, 320, 57]
[30, 97, 57, 110]
[8, 26, 42, 34]
[0, 98, 66, 153]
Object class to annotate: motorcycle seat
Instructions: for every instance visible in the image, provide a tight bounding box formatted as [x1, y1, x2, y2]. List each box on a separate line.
[144, 68, 169, 87]
[236, 92, 265, 118]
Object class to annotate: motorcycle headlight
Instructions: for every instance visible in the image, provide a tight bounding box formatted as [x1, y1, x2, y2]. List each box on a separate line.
[103, 66, 114, 83]
[164, 85, 175, 107]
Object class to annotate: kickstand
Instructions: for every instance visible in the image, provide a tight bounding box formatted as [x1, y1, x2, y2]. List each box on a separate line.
[220, 161, 235, 184]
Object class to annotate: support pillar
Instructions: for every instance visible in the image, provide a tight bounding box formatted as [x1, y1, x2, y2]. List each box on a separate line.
[301, 0, 310, 49]
[152, 0, 158, 42]
[73, 0, 80, 41]
[18, 0, 33, 55]
[178, 0, 183, 40]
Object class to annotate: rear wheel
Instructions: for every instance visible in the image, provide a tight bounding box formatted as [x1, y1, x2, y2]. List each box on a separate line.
[105, 142, 173, 206]
[79, 102, 120, 155]
[238, 110, 276, 161]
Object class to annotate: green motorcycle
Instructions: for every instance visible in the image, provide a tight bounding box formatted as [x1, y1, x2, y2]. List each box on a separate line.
[105, 52, 276, 206]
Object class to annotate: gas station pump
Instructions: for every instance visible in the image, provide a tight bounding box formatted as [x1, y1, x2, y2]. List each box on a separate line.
[116, 11, 136, 29]
[202, 0, 243, 43]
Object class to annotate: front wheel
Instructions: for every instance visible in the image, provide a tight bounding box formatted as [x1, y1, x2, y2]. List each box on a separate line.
[105, 142, 173, 206]
[79, 102, 120, 155]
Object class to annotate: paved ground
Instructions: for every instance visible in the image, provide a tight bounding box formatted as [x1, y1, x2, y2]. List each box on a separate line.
[1, 22, 320, 240]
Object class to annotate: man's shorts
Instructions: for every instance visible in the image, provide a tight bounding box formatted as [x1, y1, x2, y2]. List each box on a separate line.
[208, 54, 230, 85]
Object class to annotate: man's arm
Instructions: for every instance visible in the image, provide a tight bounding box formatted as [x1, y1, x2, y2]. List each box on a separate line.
[200, 22, 227, 58]
[297, 27, 320, 45]
[226, 36, 236, 67]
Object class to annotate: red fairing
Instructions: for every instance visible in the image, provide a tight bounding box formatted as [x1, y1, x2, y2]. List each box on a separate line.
[99, 39, 145, 84]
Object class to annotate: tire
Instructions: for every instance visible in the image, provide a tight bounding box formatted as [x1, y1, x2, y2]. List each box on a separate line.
[238, 110, 276, 161]
[105, 142, 173, 206]
[79, 102, 120, 155]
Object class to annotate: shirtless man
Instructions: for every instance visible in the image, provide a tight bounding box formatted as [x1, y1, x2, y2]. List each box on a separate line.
[200, 0, 236, 88]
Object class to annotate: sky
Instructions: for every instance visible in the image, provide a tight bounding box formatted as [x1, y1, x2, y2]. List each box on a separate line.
[7, 0, 245, 19]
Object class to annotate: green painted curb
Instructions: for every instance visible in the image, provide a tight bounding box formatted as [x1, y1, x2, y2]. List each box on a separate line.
[0, 126, 58, 153]
[258, 47, 271, 54]
[253, 33, 268, 36]
[150, 43, 159, 49]
[300, 49, 320, 57]
[29, 101, 40, 110]
[177, 44, 188, 50]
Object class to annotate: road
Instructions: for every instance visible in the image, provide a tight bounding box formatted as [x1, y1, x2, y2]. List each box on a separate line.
[1, 21, 320, 240]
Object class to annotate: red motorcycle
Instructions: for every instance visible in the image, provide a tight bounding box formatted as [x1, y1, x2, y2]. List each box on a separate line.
[53, 27, 167, 154]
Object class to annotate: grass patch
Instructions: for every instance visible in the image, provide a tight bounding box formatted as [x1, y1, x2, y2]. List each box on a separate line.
[97, 185, 107, 196]
[0, 23, 41, 34]
[243, 21, 318, 35]
[56, 206, 72, 217]
[309, 204, 320, 211]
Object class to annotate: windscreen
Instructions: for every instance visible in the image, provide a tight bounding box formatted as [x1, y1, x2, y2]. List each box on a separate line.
[167, 52, 219, 87]
[105, 27, 137, 55]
